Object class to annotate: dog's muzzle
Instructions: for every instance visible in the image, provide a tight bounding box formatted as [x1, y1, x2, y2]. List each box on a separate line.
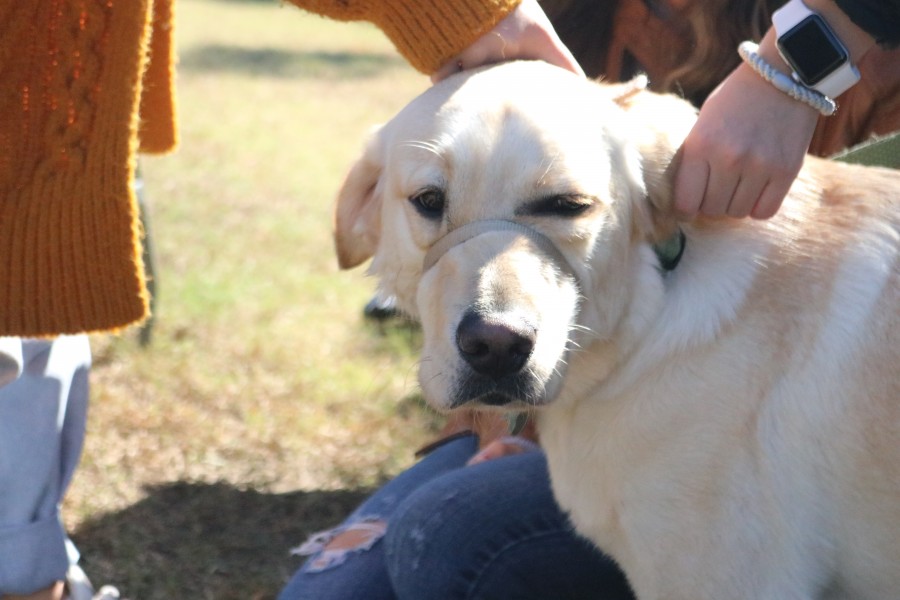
[422, 219, 579, 407]
[422, 219, 578, 282]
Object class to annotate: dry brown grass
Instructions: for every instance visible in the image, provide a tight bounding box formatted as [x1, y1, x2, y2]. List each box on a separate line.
[64, 1, 441, 596]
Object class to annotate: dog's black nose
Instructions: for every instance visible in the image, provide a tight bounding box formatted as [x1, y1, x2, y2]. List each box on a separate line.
[456, 312, 536, 378]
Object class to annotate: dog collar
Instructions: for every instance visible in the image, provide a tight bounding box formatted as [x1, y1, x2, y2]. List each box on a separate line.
[422, 219, 579, 283]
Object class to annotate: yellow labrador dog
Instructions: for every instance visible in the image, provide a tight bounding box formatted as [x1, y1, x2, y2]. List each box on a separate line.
[334, 61, 900, 599]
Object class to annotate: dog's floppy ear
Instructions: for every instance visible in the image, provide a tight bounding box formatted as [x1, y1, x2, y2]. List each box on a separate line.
[611, 78, 696, 240]
[334, 126, 385, 269]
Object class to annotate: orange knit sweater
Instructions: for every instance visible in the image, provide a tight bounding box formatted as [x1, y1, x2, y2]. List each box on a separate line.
[0, 0, 518, 337]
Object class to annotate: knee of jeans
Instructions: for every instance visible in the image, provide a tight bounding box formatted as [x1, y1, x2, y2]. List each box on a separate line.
[383, 509, 437, 594]
[293, 516, 389, 573]
[382, 479, 470, 595]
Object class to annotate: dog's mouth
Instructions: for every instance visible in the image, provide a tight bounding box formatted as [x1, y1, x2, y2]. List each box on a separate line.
[452, 372, 549, 409]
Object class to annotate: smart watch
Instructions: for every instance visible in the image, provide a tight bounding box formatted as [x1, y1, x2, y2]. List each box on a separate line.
[773, 0, 860, 98]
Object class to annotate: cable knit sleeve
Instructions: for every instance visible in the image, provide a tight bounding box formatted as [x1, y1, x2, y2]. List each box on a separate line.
[0, 1, 158, 336]
[285, 0, 522, 73]
[0, 0, 512, 336]
[139, 0, 178, 154]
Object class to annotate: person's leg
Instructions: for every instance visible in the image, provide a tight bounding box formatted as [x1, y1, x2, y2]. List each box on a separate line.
[0, 337, 91, 598]
[278, 433, 480, 600]
[384, 450, 635, 600]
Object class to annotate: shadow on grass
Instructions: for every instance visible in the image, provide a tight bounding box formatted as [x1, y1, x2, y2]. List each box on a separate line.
[71, 481, 373, 600]
[179, 44, 404, 79]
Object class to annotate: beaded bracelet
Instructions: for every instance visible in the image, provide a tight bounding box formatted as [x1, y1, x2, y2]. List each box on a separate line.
[737, 41, 836, 116]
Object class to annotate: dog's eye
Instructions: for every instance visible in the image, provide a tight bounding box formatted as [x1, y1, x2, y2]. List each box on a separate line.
[528, 194, 594, 217]
[409, 187, 446, 220]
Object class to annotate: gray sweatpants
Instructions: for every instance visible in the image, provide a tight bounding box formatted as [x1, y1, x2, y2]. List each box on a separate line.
[0, 336, 90, 595]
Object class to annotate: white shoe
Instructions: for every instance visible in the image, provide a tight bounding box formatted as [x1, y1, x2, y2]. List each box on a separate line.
[93, 586, 121, 600]
[66, 564, 121, 600]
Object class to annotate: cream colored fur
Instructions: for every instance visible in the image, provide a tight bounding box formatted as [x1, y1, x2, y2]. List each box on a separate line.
[333, 61, 900, 600]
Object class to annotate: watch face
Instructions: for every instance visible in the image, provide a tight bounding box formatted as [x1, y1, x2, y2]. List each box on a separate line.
[777, 15, 848, 86]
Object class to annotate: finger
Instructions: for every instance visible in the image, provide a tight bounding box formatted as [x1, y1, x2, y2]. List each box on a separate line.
[466, 440, 506, 465]
[431, 58, 462, 83]
[532, 36, 585, 77]
[431, 34, 507, 83]
[465, 448, 493, 466]
[700, 165, 741, 217]
[465, 436, 539, 465]
[504, 0, 585, 77]
[673, 155, 710, 217]
[540, 50, 584, 77]
[751, 177, 792, 220]
[726, 175, 766, 218]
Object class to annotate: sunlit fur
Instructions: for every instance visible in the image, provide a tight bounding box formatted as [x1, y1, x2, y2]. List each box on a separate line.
[333, 61, 900, 600]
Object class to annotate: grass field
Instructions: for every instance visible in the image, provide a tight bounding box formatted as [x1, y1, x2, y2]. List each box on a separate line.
[64, 1, 438, 597]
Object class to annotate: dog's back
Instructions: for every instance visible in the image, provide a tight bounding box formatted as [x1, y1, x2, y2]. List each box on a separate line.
[543, 154, 900, 600]
[780, 158, 899, 598]
[332, 61, 900, 599]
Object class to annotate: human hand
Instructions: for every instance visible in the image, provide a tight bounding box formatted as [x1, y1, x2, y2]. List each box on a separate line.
[0, 337, 23, 388]
[466, 436, 541, 466]
[432, 0, 584, 83]
[673, 62, 819, 220]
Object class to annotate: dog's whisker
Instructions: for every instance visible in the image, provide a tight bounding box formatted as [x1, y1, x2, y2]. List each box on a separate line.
[536, 152, 560, 186]
[399, 139, 445, 160]
[423, 369, 444, 384]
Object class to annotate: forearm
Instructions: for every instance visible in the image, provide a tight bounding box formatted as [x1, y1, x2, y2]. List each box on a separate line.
[284, 0, 522, 73]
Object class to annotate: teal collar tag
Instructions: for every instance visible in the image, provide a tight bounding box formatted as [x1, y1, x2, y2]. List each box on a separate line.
[653, 229, 686, 272]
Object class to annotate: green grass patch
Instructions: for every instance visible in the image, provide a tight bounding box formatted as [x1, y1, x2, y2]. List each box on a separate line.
[65, 1, 437, 596]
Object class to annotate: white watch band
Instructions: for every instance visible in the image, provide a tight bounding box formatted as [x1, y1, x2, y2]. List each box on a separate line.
[773, 0, 860, 98]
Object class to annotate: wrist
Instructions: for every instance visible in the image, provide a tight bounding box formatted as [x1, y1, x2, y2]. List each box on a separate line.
[737, 40, 835, 116]
[770, 0, 868, 99]
[751, 30, 828, 108]
[756, 29, 793, 76]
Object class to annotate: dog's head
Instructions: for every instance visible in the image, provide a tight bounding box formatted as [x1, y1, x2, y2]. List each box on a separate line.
[334, 61, 697, 412]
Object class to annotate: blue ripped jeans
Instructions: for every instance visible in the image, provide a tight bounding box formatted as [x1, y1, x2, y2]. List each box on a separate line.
[278, 434, 634, 600]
